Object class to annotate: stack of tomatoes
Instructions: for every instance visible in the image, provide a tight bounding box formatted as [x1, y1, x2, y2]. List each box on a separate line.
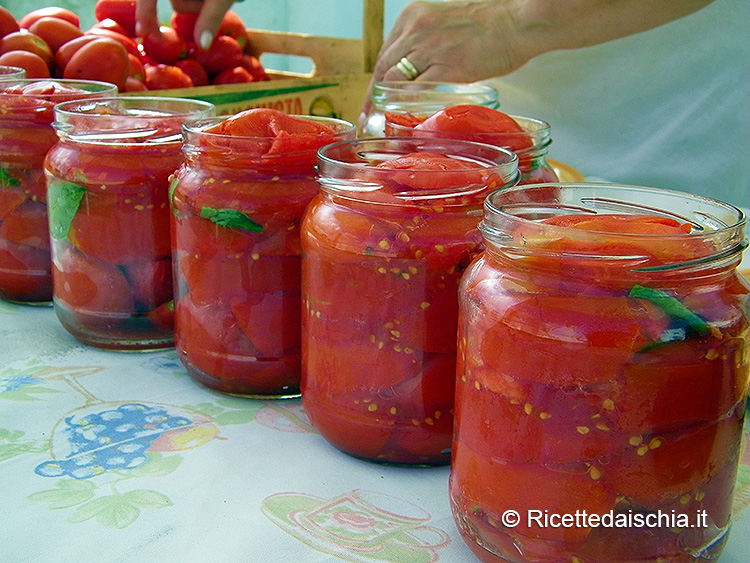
[0, 1, 269, 91]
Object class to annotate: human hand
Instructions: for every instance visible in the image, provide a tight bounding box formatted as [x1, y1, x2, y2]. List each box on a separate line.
[361, 1, 532, 118]
[136, 0, 236, 49]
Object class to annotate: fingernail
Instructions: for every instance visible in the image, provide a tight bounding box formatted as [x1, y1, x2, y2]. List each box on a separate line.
[199, 30, 213, 50]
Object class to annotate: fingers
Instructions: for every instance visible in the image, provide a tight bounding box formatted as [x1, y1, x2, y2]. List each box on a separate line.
[135, 0, 161, 37]
[193, 0, 237, 49]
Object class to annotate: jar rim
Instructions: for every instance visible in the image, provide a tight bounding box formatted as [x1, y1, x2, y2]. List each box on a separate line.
[317, 136, 520, 203]
[51, 96, 215, 145]
[0, 79, 118, 111]
[386, 114, 552, 152]
[372, 80, 498, 96]
[481, 182, 747, 272]
[371, 81, 499, 112]
[182, 114, 356, 139]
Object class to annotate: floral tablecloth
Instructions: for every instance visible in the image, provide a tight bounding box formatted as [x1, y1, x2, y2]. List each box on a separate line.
[1, 297, 749, 562]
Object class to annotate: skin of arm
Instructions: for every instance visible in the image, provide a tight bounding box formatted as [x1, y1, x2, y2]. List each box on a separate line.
[135, 0, 236, 49]
[364, 0, 716, 113]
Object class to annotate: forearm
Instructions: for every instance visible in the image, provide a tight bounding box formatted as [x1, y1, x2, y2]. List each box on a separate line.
[509, 0, 717, 60]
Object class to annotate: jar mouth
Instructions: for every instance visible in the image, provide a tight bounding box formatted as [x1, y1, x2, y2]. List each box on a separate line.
[180, 115, 357, 171]
[0, 79, 118, 113]
[317, 137, 519, 204]
[372, 81, 499, 112]
[183, 115, 356, 138]
[52, 96, 215, 144]
[386, 114, 552, 152]
[480, 183, 747, 272]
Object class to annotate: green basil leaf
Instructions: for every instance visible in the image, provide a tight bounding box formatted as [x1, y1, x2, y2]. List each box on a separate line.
[0, 167, 19, 188]
[628, 284, 709, 336]
[47, 180, 87, 240]
[199, 206, 263, 233]
[168, 175, 182, 218]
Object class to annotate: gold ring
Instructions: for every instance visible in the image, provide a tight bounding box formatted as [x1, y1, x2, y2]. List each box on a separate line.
[396, 56, 420, 80]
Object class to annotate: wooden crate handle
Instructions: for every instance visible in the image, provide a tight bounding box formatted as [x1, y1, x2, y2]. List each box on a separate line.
[246, 0, 385, 77]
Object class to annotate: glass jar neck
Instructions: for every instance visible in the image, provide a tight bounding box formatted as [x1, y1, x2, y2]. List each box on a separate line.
[479, 183, 747, 293]
[371, 81, 500, 115]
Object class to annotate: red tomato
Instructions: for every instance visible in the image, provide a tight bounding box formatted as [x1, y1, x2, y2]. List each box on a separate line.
[88, 17, 129, 37]
[206, 107, 336, 137]
[217, 10, 248, 48]
[536, 213, 710, 268]
[144, 63, 193, 89]
[18, 7, 80, 30]
[147, 300, 174, 331]
[0, 50, 50, 78]
[239, 54, 269, 81]
[53, 34, 100, 71]
[28, 17, 83, 53]
[94, 0, 136, 37]
[451, 444, 617, 543]
[122, 76, 147, 91]
[615, 337, 747, 432]
[231, 291, 301, 357]
[543, 213, 692, 234]
[414, 104, 534, 154]
[0, 237, 51, 301]
[140, 26, 187, 64]
[478, 295, 670, 386]
[170, 11, 198, 42]
[384, 111, 422, 129]
[177, 251, 248, 306]
[120, 257, 173, 312]
[373, 151, 489, 193]
[605, 412, 742, 507]
[419, 104, 522, 134]
[301, 397, 394, 460]
[0, 190, 24, 220]
[211, 65, 253, 84]
[174, 297, 259, 379]
[52, 243, 135, 312]
[63, 37, 129, 90]
[0, 31, 54, 69]
[0, 7, 20, 38]
[127, 52, 144, 80]
[190, 34, 243, 75]
[174, 57, 209, 86]
[456, 371, 621, 464]
[0, 199, 49, 250]
[66, 180, 173, 264]
[85, 27, 141, 58]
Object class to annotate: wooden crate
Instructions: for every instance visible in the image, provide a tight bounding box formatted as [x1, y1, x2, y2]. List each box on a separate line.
[128, 0, 384, 124]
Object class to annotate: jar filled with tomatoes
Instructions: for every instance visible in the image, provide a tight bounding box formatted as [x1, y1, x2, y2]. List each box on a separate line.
[386, 104, 558, 185]
[452, 183, 749, 562]
[44, 96, 214, 350]
[170, 108, 356, 397]
[358, 81, 500, 137]
[301, 137, 519, 466]
[0, 79, 117, 304]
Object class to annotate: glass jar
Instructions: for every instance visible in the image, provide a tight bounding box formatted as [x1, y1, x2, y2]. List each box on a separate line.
[451, 183, 749, 562]
[0, 79, 117, 304]
[171, 114, 356, 397]
[44, 96, 215, 350]
[358, 81, 499, 137]
[0, 66, 25, 80]
[301, 137, 519, 466]
[386, 111, 558, 185]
